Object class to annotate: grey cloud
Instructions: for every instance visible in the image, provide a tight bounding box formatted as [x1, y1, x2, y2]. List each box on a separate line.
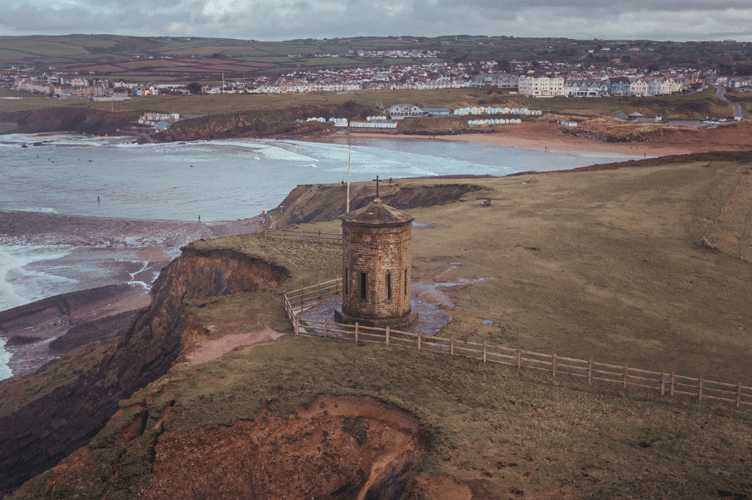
[1, 0, 751, 40]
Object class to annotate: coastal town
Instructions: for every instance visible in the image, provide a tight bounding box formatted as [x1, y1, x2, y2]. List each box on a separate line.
[4, 58, 752, 101]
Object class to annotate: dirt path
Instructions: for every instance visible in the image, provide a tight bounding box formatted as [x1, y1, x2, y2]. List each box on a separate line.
[185, 326, 283, 364]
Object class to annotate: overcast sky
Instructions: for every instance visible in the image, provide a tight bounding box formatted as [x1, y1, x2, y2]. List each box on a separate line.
[1, 0, 751, 42]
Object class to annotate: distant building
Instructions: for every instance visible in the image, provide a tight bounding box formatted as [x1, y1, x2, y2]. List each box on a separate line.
[421, 107, 450, 117]
[387, 104, 424, 119]
[606, 77, 631, 95]
[517, 76, 565, 97]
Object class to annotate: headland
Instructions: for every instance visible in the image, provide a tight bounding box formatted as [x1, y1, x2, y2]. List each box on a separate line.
[3, 156, 752, 499]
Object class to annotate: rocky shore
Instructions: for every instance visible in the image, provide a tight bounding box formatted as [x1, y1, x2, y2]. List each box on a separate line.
[0, 210, 265, 378]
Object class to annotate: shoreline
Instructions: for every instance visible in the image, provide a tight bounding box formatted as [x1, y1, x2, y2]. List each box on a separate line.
[345, 129, 692, 157]
[0, 210, 265, 379]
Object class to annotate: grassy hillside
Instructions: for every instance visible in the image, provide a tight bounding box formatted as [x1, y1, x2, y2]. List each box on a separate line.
[0, 86, 733, 123]
[8, 152, 752, 500]
[3, 34, 752, 77]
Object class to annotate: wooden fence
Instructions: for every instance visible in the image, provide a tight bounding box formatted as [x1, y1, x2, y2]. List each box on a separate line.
[282, 281, 751, 409]
[265, 228, 342, 244]
[284, 278, 342, 318]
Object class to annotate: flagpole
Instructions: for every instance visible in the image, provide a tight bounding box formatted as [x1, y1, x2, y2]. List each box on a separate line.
[346, 131, 351, 213]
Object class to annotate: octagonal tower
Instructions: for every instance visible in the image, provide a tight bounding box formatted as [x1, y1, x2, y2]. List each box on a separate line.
[335, 197, 418, 328]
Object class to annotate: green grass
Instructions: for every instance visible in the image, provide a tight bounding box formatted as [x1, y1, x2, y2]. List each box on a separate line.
[2, 85, 732, 123]
[13, 329, 752, 500]
[8, 160, 752, 499]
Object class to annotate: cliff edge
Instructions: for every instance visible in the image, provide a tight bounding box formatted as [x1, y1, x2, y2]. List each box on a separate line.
[0, 246, 290, 495]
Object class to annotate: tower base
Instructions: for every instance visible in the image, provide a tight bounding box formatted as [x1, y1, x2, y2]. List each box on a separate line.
[334, 308, 418, 329]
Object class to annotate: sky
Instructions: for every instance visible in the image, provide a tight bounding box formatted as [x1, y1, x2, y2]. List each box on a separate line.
[1, 0, 752, 42]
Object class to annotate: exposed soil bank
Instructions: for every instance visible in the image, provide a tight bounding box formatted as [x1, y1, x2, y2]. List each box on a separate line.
[143, 395, 427, 500]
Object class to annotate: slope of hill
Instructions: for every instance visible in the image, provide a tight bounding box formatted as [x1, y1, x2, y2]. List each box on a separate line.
[4, 156, 752, 499]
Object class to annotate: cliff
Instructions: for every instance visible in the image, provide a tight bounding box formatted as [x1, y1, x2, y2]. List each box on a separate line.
[0, 246, 289, 495]
[0, 108, 140, 136]
[6, 165, 752, 499]
[271, 181, 489, 227]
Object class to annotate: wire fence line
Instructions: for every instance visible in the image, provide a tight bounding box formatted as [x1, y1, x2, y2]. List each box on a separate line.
[282, 278, 751, 409]
[264, 228, 342, 244]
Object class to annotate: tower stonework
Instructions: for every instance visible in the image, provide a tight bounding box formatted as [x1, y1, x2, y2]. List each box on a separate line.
[335, 198, 418, 328]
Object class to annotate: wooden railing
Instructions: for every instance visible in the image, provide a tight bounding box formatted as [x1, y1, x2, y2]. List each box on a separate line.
[284, 278, 342, 317]
[265, 228, 342, 244]
[282, 280, 751, 409]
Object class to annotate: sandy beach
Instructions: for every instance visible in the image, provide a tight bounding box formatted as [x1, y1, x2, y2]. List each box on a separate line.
[350, 118, 752, 157]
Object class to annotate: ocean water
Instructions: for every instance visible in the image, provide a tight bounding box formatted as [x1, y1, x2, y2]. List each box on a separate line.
[0, 133, 644, 379]
[0, 133, 641, 221]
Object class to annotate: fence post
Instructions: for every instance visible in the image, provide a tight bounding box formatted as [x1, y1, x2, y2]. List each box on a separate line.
[417, 333, 422, 351]
[483, 343, 487, 363]
[671, 374, 675, 396]
[451, 335, 454, 356]
[661, 374, 666, 396]
[294, 315, 299, 335]
[324, 320, 328, 338]
[318, 230, 321, 243]
[623, 364, 629, 388]
[517, 349, 521, 369]
[738, 383, 743, 408]
[355, 322, 359, 343]
[553, 355, 557, 376]
[588, 360, 593, 385]
[385, 325, 390, 348]
[699, 378, 703, 400]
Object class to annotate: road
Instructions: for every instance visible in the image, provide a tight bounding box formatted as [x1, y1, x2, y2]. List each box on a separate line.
[715, 85, 745, 120]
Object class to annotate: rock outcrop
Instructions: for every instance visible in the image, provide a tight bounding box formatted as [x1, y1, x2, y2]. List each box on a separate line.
[0, 247, 289, 496]
[272, 182, 488, 226]
[0, 108, 140, 136]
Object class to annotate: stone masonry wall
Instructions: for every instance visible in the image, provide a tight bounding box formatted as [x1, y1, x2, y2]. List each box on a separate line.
[342, 222, 412, 320]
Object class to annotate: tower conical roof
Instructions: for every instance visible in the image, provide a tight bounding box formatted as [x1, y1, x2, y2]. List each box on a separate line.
[340, 198, 414, 225]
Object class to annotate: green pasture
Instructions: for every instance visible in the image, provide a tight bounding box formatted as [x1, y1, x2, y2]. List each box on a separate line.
[1, 86, 735, 122]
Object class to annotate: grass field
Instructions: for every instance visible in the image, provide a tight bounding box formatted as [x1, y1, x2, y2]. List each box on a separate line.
[10, 158, 752, 499]
[0, 86, 733, 123]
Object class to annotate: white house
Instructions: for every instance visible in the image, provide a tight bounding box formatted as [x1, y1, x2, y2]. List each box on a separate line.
[517, 76, 565, 97]
[387, 104, 424, 118]
[629, 77, 648, 96]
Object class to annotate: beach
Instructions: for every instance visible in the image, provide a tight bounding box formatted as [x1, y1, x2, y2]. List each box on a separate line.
[350, 118, 752, 157]
[0, 210, 264, 377]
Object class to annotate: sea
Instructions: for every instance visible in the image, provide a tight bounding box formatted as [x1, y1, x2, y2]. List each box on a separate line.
[0, 132, 644, 379]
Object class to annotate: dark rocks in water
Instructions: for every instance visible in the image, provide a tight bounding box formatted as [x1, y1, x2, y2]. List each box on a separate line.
[49, 309, 139, 354]
[6, 336, 44, 346]
[0, 284, 133, 337]
[33, 142, 43, 146]
[20, 144, 27, 148]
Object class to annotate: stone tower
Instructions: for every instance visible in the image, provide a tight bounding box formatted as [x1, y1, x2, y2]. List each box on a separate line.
[335, 196, 418, 328]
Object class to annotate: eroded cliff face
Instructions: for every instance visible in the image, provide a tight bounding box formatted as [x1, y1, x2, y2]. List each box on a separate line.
[0, 247, 288, 496]
[19, 395, 428, 500]
[144, 395, 427, 500]
[152, 113, 326, 143]
[0, 107, 140, 136]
